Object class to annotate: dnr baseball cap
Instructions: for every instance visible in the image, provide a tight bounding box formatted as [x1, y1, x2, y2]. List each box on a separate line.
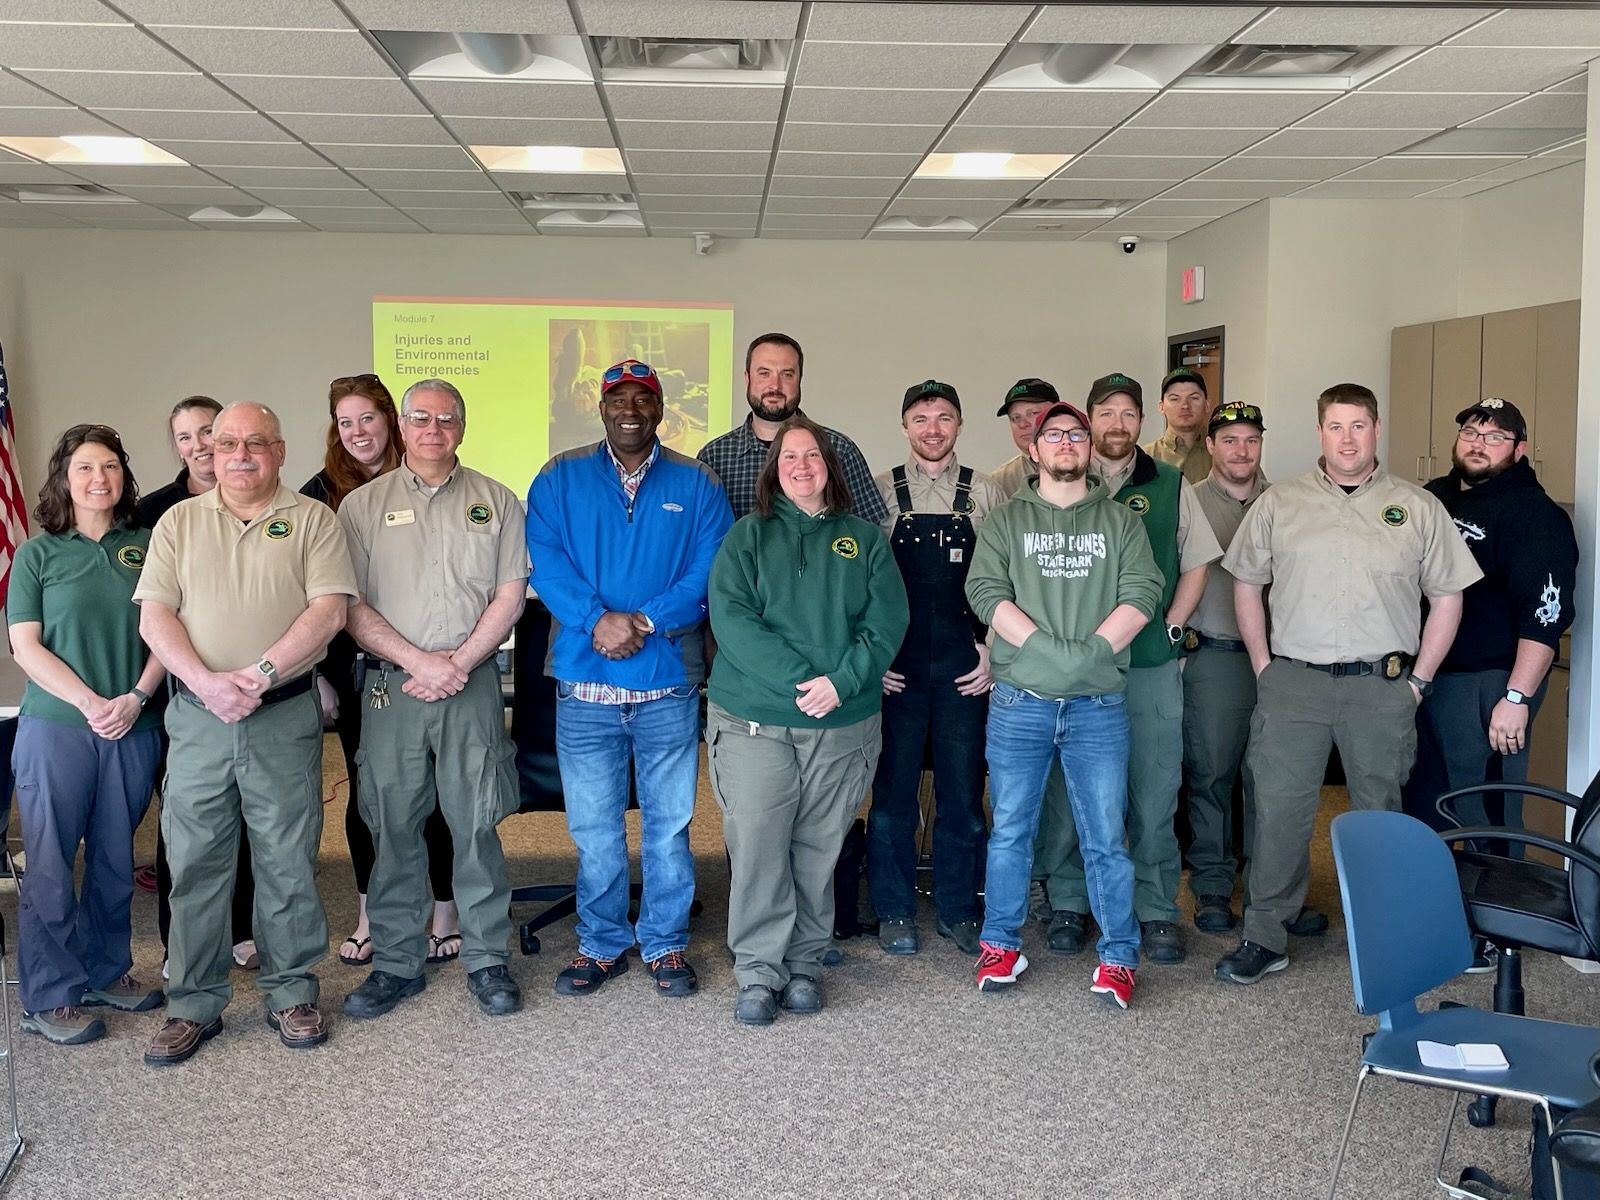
[903, 379, 961, 415]
[996, 377, 1060, 417]
[1455, 397, 1527, 441]
[1086, 372, 1143, 413]
[1160, 367, 1207, 397]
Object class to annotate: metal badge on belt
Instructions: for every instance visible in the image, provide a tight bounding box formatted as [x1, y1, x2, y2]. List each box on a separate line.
[1382, 653, 1405, 679]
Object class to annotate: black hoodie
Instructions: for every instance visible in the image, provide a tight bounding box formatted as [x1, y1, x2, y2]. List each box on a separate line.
[1424, 458, 1578, 674]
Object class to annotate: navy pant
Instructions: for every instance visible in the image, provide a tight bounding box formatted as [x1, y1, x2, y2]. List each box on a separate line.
[13, 717, 160, 1012]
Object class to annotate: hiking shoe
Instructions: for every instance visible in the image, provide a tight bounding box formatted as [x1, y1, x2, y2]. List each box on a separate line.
[1283, 907, 1329, 937]
[646, 951, 699, 997]
[343, 970, 425, 1020]
[936, 919, 981, 956]
[1141, 920, 1186, 965]
[1047, 910, 1088, 956]
[780, 974, 824, 1014]
[1465, 941, 1499, 976]
[232, 940, 260, 970]
[734, 984, 778, 1026]
[1193, 894, 1237, 933]
[20, 1006, 105, 1045]
[975, 942, 1028, 992]
[878, 917, 919, 956]
[81, 972, 163, 1012]
[820, 943, 844, 967]
[554, 952, 628, 997]
[144, 1016, 222, 1066]
[1215, 940, 1289, 985]
[266, 1002, 328, 1050]
[1090, 962, 1136, 1010]
[1027, 879, 1052, 924]
[467, 965, 523, 1016]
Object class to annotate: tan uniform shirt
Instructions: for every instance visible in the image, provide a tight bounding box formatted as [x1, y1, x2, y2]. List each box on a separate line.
[874, 454, 1009, 534]
[134, 485, 356, 678]
[1223, 464, 1483, 662]
[991, 453, 1034, 500]
[1145, 428, 1212, 484]
[1188, 472, 1268, 639]
[339, 462, 529, 653]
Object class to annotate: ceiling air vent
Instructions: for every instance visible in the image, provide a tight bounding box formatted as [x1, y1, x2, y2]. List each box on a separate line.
[517, 191, 637, 212]
[591, 37, 790, 83]
[1011, 198, 1122, 219]
[5, 184, 135, 204]
[1179, 43, 1411, 90]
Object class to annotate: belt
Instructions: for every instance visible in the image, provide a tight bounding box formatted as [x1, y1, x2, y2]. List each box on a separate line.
[1285, 652, 1412, 680]
[176, 671, 316, 709]
[1194, 633, 1247, 653]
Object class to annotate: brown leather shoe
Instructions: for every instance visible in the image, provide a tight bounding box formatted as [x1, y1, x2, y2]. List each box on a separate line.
[266, 1002, 328, 1050]
[144, 1016, 223, 1067]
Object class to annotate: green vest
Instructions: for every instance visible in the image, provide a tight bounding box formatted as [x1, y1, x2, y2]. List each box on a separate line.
[1110, 450, 1183, 668]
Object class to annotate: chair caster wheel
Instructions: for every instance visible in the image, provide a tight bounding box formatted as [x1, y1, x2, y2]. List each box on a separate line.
[519, 932, 541, 956]
[1467, 1096, 1497, 1128]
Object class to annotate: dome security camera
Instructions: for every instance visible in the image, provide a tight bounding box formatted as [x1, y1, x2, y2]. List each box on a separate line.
[1118, 235, 1141, 254]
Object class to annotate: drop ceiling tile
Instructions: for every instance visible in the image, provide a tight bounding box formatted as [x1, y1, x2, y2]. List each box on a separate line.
[277, 204, 403, 219]
[1092, 127, 1272, 157]
[1059, 155, 1217, 180]
[0, 72, 62, 106]
[1199, 156, 1368, 181]
[1368, 47, 1595, 94]
[63, 164, 221, 186]
[1024, 5, 1264, 44]
[4, 1, 123, 18]
[315, 144, 477, 169]
[417, 222, 533, 235]
[1340, 154, 1520, 181]
[647, 222, 758, 237]
[897, 178, 1037, 200]
[805, 2, 1030, 43]
[275, 112, 454, 144]
[780, 123, 938, 153]
[0, 161, 85, 185]
[761, 213, 875, 230]
[74, 211, 193, 227]
[616, 120, 775, 151]
[1131, 198, 1256, 217]
[305, 212, 420, 227]
[1130, 91, 1333, 129]
[627, 149, 769, 175]
[1292, 179, 1443, 198]
[936, 125, 1101, 154]
[577, 0, 799, 38]
[962, 90, 1150, 126]
[773, 150, 919, 177]
[605, 84, 784, 123]
[16, 69, 248, 110]
[1466, 155, 1585, 184]
[487, 170, 622, 191]
[1450, 10, 1600, 48]
[1234, 6, 1483, 46]
[148, 27, 392, 77]
[411, 211, 528, 227]
[764, 195, 885, 215]
[413, 80, 603, 121]
[1467, 92, 1589, 130]
[1414, 179, 1504, 198]
[768, 175, 899, 197]
[445, 117, 613, 146]
[1404, 127, 1579, 155]
[358, 167, 496, 190]
[370, 189, 513, 209]
[883, 196, 1016, 220]
[1088, 215, 1212, 232]
[1298, 91, 1518, 129]
[1547, 75, 1588, 94]
[1244, 128, 1435, 157]
[639, 193, 761, 212]
[154, 140, 326, 167]
[115, 1, 354, 27]
[344, 0, 574, 34]
[247, 186, 385, 204]
[1027, 177, 1172, 200]
[0, 106, 121, 136]
[0, 208, 83, 226]
[118, 185, 268, 205]
[0, 23, 189, 72]
[205, 166, 364, 189]
[794, 42, 1002, 90]
[1079, 229, 1187, 242]
[217, 75, 427, 115]
[972, 228, 1094, 242]
[1160, 178, 1320, 199]
[631, 173, 766, 195]
[100, 109, 296, 141]
[761, 229, 865, 239]
[785, 87, 967, 125]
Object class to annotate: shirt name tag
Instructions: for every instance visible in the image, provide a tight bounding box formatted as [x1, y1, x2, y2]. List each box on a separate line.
[384, 509, 416, 527]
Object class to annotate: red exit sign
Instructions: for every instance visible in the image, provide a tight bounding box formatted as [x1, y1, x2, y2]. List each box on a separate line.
[1181, 266, 1205, 304]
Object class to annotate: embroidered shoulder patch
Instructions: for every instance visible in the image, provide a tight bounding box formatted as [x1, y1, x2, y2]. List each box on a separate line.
[265, 518, 292, 540]
[467, 503, 492, 525]
[1381, 505, 1408, 528]
[117, 545, 145, 569]
[1126, 494, 1151, 515]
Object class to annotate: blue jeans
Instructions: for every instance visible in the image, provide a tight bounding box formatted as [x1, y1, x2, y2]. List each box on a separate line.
[982, 683, 1140, 967]
[555, 684, 700, 962]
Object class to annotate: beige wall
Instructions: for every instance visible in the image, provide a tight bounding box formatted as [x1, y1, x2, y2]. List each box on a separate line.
[0, 228, 1167, 500]
[1459, 162, 1585, 315]
[1163, 200, 1270, 416]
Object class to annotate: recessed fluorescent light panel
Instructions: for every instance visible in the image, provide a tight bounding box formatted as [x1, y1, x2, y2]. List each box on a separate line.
[535, 209, 646, 236]
[915, 153, 1071, 180]
[470, 145, 625, 174]
[188, 205, 299, 223]
[0, 136, 187, 166]
[989, 43, 1209, 90]
[592, 37, 791, 83]
[871, 217, 977, 235]
[373, 31, 591, 81]
[0, 184, 135, 204]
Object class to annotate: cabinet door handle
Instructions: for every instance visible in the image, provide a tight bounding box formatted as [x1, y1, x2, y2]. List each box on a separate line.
[1416, 455, 1427, 480]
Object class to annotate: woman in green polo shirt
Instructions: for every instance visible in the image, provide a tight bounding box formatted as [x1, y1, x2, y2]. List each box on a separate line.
[7, 424, 166, 1045]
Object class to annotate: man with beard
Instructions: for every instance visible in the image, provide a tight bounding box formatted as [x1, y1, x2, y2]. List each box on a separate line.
[964, 400, 1162, 1006]
[1035, 373, 1220, 967]
[1403, 398, 1577, 887]
[1182, 403, 1268, 935]
[697, 333, 888, 523]
[991, 378, 1059, 499]
[867, 381, 1007, 957]
[1144, 369, 1214, 484]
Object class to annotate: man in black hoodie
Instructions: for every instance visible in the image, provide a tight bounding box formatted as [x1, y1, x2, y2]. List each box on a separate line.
[1404, 398, 1578, 862]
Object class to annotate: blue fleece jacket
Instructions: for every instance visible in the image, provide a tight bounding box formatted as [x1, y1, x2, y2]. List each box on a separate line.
[526, 440, 734, 688]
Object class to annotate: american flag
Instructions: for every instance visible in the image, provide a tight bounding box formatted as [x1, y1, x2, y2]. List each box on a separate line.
[0, 342, 29, 607]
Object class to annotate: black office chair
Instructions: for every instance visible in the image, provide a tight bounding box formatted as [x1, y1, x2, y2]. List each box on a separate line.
[1551, 1053, 1600, 1199]
[1437, 769, 1600, 1127]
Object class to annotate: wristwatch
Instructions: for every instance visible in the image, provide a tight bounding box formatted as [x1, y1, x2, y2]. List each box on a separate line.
[130, 687, 150, 708]
[1166, 623, 1184, 646]
[1504, 688, 1527, 705]
[1406, 673, 1434, 699]
[256, 658, 277, 681]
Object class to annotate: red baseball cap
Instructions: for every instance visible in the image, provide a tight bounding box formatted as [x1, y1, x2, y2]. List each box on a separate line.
[1033, 401, 1090, 441]
[601, 358, 662, 399]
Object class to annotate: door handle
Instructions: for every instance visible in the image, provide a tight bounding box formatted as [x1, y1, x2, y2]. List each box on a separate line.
[1416, 455, 1427, 480]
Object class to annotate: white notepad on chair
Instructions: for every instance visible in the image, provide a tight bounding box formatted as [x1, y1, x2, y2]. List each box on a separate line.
[1417, 1041, 1509, 1071]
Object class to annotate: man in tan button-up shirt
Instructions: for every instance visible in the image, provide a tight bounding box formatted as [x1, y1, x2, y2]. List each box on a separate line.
[1214, 383, 1481, 986]
[1144, 369, 1214, 484]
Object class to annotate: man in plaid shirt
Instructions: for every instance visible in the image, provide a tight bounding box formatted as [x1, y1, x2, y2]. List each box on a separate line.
[697, 333, 889, 524]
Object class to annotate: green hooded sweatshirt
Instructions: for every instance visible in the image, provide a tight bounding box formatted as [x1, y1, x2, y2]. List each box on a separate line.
[708, 497, 910, 728]
[964, 476, 1163, 699]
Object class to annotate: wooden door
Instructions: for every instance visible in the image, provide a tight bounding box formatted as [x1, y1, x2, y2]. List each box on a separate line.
[1534, 300, 1579, 505]
[1430, 316, 1483, 480]
[1388, 323, 1434, 485]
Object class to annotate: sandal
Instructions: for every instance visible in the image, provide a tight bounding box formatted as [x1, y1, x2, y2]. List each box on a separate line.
[554, 952, 629, 996]
[425, 933, 462, 965]
[339, 935, 373, 966]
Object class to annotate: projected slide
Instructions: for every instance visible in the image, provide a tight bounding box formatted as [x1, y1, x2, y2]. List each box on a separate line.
[373, 297, 736, 497]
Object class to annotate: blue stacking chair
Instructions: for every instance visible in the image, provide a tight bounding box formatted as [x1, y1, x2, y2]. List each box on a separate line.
[1328, 809, 1600, 1200]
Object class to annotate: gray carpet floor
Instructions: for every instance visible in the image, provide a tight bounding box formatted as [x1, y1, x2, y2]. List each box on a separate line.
[1, 740, 1596, 1199]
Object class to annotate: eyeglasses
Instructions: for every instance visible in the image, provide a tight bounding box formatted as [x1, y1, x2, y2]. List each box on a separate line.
[1211, 404, 1264, 429]
[403, 412, 461, 430]
[603, 362, 655, 386]
[1039, 427, 1090, 445]
[213, 436, 281, 455]
[1458, 426, 1518, 447]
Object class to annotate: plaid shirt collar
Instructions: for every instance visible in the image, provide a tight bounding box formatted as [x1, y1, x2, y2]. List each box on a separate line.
[605, 439, 660, 496]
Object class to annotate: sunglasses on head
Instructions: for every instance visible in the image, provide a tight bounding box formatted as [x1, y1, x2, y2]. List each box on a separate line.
[603, 362, 655, 386]
[331, 373, 381, 389]
[64, 422, 122, 442]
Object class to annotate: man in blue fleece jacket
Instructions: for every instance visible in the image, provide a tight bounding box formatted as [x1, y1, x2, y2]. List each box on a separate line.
[526, 359, 734, 999]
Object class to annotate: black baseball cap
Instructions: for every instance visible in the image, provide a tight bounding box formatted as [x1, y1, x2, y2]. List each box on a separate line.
[1208, 402, 1264, 436]
[1086, 372, 1143, 413]
[996, 377, 1059, 417]
[903, 379, 961, 415]
[1455, 397, 1527, 441]
[1160, 367, 1207, 398]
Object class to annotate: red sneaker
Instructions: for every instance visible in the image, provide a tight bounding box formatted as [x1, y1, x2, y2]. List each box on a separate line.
[1090, 962, 1135, 1009]
[975, 941, 1029, 991]
[134, 863, 157, 894]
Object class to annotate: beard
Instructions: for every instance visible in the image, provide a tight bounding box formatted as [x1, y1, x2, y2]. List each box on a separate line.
[1453, 447, 1513, 484]
[1093, 431, 1133, 460]
[748, 383, 801, 423]
[1043, 461, 1086, 484]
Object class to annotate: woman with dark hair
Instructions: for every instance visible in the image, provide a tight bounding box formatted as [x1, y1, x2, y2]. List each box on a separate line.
[136, 396, 260, 975]
[303, 373, 458, 967]
[7, 425, 166, 1044]
[705, 415, 909, 1026]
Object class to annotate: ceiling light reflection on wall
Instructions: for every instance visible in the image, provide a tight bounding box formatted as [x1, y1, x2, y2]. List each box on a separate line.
[915, 153, 1072, 180]
[470, 145, 625, 174]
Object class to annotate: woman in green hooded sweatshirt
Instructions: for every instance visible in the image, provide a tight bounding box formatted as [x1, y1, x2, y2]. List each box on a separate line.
[706, 414, 909, 1027]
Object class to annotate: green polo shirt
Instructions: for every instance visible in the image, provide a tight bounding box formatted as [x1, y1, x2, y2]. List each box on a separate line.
[5, 524, 162, 731]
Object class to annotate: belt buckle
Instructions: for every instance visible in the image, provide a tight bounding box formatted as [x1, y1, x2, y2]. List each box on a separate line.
[1326, 662, 1349, 679]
